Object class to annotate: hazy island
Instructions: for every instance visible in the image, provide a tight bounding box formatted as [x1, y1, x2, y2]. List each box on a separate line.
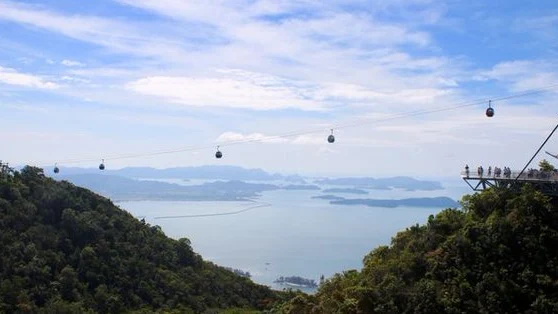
[57, 175, 323, 201]
[311, 195, 345, 201]
[281, 184, 321, 191]
[58, 174, 280, 201]
[45, 166, 448, 199]
[322, 188, 369, 194]
[274, 276, 318, 288]
[315, 176, 443, 191]
[329, 196, 459, 208]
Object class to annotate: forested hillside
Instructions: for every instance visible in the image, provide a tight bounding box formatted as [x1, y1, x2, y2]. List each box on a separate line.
[275, 186, 558, 313]
[0, 166, 275, 313]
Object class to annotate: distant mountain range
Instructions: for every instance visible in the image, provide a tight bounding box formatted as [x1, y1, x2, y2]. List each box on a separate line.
[46, 166, 444, 191]
[58, 174, 319, 201]
[49, 166, 447, 201]
[48, 165, 306, 183]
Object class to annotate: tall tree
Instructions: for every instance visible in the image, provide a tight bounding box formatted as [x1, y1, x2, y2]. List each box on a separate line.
[539, 159, 556, 172]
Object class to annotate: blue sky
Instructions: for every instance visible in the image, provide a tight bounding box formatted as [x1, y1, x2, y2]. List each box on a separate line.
[1, 0, 558, 177]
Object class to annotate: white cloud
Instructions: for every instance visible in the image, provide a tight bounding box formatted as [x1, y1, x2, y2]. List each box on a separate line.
[0, 66, 59, 89]
[317, 83, 454, 105]
[216, 132, 288, 144]
[513, 13, 558, 42]
[476, 60, 558, 91]
[60, 75, 91, 83]
[68, 67, 142, 78]
[61, 59, 85, 67]
[125, 69, 333, 111]
[215, 131, 347, 146]
[216, 131, 345, 146]
[0, 1, 192, 60]
[125, 68, 461, 111]
[0, 0, 465, 106]
[291, 135, 325, 145]
[283, 13, 431, 47]
[2, 102, 49, 113]
[17, 57, 33, 64]
[126, 75, 323, 111]
[0, 0, 444, 73]
[318, 146, 338, 154]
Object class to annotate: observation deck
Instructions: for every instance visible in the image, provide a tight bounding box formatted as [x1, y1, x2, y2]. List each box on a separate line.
[461, 169, 558, 196]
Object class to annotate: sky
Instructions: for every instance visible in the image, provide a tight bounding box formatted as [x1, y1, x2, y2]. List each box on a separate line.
[1, 0, 558, 177]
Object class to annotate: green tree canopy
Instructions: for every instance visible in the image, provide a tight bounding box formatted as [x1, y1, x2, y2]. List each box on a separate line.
[275, 186, 558, 313]
[0, 164, 276, 313]
[539, 159, 556, 172]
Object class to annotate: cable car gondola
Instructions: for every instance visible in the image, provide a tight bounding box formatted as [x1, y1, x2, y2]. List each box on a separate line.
[486, 100, 494, 118]
[53, 164, 59, 174]
[215, 146, 223, 159]
[99, 159, 105, 170]
[327, 129, 335, 143]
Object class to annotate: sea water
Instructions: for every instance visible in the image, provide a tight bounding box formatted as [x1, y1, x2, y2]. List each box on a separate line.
[118, 180, 470, 292]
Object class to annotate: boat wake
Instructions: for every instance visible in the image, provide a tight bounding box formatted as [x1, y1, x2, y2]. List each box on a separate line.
[153, 202, 271, 219]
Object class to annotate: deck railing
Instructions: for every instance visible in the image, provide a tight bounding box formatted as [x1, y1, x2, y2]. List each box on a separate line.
[461, 170, 558, 182]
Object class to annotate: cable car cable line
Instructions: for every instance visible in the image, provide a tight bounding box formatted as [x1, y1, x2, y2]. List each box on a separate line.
[331, 83, 558, 131]
[200, 83, 558, 151]
[516, 123, 558, 181]
[40, 83, 558, 169]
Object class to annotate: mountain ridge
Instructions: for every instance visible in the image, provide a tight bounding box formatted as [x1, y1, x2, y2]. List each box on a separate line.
[45, 165, 306, 183]
[274, 186, 558, 313]
[43, 166, 444, 191]
[0, 166, 276, 312]
[57, 174, 320, 201]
